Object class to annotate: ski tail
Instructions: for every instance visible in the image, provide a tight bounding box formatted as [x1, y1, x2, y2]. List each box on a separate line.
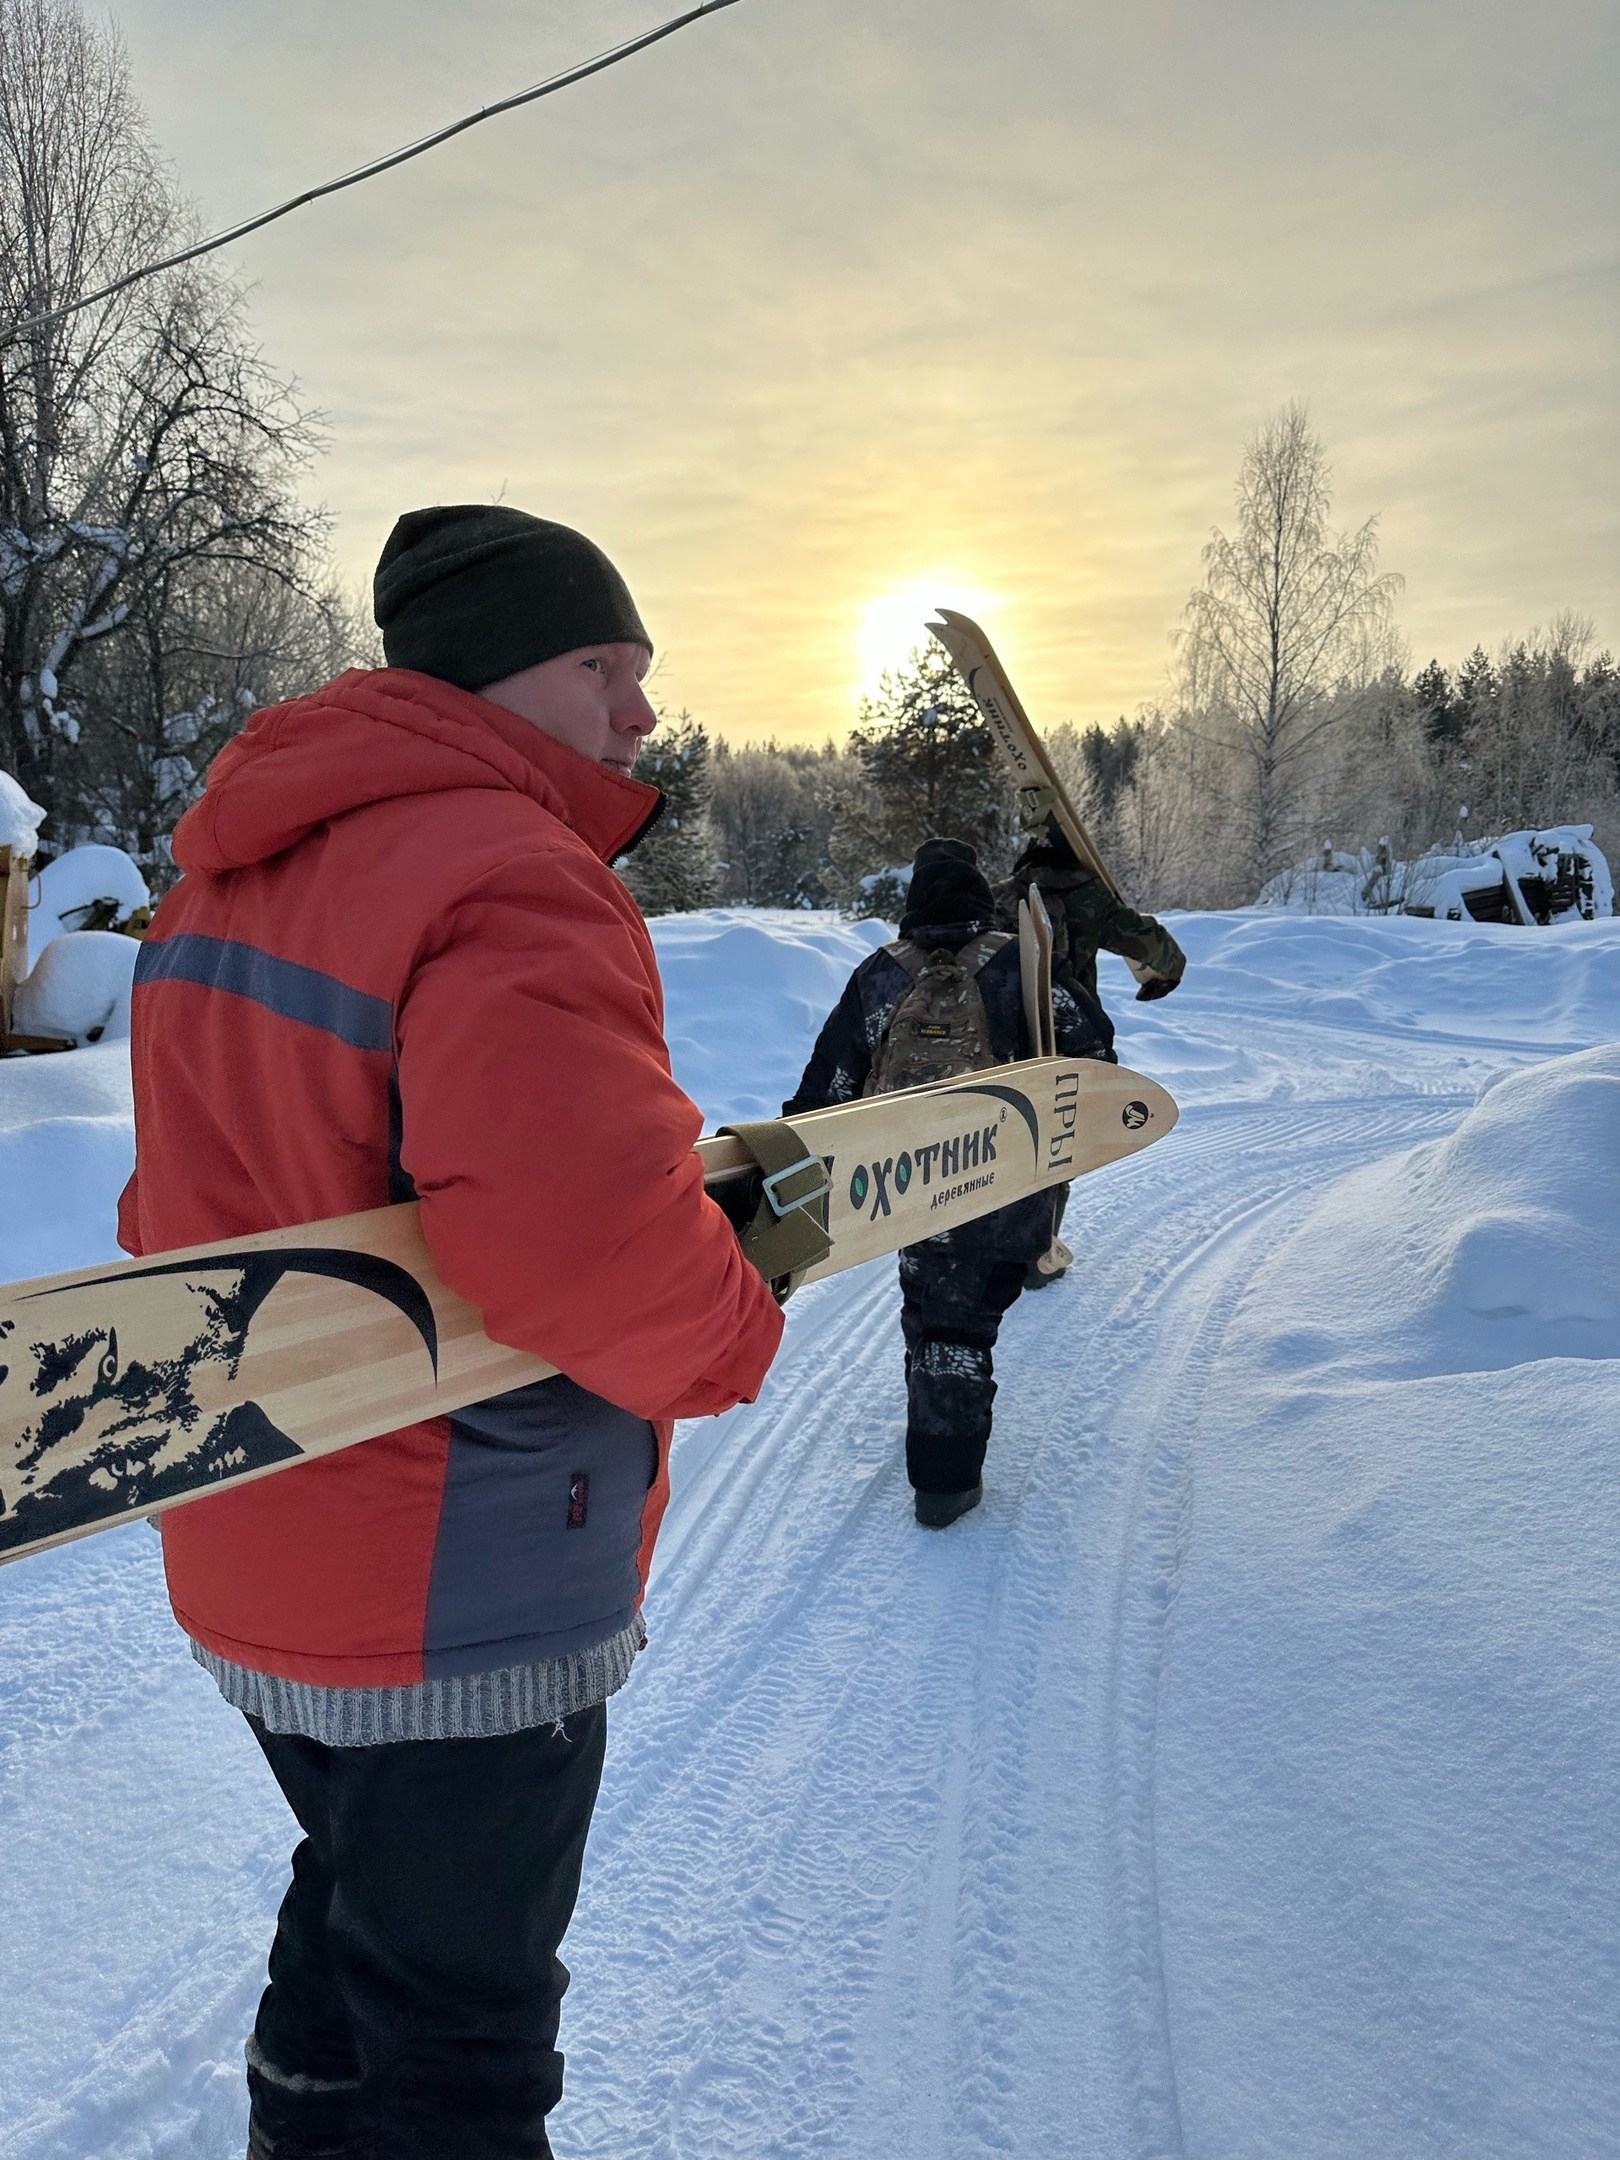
[926, 609, 1123, 899]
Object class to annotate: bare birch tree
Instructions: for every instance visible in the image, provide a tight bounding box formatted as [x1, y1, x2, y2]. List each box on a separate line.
[0, 0, 328, 848]
[1180, 403, 1402, 896]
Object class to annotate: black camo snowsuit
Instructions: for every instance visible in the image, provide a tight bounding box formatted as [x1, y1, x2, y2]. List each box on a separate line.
[785, 923, 1114, 1497]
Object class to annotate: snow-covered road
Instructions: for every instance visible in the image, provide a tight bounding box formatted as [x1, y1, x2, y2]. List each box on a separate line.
[3, 910, 1618, 2159]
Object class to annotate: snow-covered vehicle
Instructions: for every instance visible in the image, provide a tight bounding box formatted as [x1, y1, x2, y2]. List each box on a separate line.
[1401, 826, 1613, 924]
[1260, 825, 1613, 922]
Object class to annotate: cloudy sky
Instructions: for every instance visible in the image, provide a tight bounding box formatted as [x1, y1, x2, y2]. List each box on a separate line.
[110, 0, 1616, 743]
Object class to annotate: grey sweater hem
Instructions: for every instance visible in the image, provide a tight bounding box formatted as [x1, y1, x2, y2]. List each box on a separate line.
[192, 1616, 646, 1746]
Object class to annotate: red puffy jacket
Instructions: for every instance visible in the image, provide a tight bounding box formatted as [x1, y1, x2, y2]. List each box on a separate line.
[118, 668, 782, 1693]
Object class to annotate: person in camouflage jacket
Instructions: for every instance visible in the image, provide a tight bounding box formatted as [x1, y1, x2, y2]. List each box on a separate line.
[786, 839, 1114, 1528]
[995, 818, 1186, 1003]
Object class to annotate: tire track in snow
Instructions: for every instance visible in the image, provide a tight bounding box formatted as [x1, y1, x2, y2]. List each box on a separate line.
[0, 1058, 1479, 2160]
[948, 1097, 1468, 2160]
[555, 1095, 1470, 2159]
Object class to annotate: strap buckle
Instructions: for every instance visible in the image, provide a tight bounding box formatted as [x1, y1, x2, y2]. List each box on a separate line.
[761, 1154, 830, 1220]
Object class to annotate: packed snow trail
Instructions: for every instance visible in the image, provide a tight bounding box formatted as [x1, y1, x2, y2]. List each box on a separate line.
[2, 910, 1618, 2159]
[555, 1092, 1473, 2160]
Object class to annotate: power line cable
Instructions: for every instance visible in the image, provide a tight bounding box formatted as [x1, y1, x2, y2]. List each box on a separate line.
[0, 0, 747, 347]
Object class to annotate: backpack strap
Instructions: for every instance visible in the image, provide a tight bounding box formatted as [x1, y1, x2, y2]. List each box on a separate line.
[884, 931, 1011, 977]
[882, 939, 927, 978]
[958, 929, 1014, 974]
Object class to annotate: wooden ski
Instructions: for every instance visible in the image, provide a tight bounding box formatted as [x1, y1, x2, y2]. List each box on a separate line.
[927, 608, 1157, 987]
[1017, 890, 1056, 1058]
[0, 1055, 1177, 1567]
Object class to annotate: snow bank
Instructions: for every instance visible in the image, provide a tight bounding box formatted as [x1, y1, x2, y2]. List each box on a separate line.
[1111, 908, 1620, 1103]
[0, 1038, 132, 1282]
[1235, 1044, 1620, 1380]
[651, 908, 893, 1123]
[1153, 1040, 1620, 2154]
[0, 768, 45, 855]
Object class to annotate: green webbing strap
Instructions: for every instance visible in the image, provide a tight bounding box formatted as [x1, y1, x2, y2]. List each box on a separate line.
[717, 1117, 832, 1294]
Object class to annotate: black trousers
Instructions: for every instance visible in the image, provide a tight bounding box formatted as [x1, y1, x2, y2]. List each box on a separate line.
[244, 1704, 607, 2160]
[899, 1234, 1030, 1496]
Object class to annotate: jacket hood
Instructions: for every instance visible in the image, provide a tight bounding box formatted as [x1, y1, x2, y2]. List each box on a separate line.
[172, 668, 662, 875]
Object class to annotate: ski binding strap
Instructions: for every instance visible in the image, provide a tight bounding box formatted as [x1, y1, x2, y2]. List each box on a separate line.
[761, 1153, 831, 1220]
[717, 1117, 833, 1298]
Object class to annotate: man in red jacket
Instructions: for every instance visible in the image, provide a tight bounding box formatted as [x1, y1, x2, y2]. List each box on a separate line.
[119, 506, 785, 2159]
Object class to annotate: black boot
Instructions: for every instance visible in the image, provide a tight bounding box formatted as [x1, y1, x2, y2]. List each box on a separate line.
[914, 1483, 983, 1529]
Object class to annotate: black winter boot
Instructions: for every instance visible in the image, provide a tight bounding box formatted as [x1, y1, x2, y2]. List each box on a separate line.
[914, 1484, 983, 1528]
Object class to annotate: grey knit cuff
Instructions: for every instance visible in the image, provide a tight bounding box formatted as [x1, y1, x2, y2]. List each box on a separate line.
[192, 1616, 646, 1746]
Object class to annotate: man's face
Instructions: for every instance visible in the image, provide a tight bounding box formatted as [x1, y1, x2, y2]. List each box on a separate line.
[480, 642, 657, 774]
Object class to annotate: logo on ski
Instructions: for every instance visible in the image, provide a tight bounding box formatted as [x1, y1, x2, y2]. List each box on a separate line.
[1048, 1068, 1081, 1171]
[847, 1113, 1007, 1222]
[1122, 1100, 1150, 1130]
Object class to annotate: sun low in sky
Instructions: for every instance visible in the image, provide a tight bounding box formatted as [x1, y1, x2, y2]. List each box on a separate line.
[857, 580, 1003, 701]
[111, 0, 1616, 748]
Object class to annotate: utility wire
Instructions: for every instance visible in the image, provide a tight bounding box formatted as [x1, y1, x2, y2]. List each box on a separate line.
[0, 0, 746, 347]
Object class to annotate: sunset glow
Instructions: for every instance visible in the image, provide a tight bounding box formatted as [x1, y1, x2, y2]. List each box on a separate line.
[105, 0, 1614, 749]
[857, 580, 1004, 700]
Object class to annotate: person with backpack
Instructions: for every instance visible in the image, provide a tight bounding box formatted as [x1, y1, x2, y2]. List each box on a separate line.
[784, 838, 1114, 1527]
[118, 505, 790, 2158]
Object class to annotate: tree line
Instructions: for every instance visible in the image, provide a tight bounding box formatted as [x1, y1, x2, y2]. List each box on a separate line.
[631, 406, 1617, 917]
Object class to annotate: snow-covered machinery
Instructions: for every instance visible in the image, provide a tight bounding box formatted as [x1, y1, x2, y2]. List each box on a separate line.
[1401, 826, 1613, 925]
[1, 769, 151, 1052]
[1260, 825, 1613, 922]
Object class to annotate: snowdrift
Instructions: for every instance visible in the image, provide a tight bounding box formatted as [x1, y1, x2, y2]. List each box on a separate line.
[1155, 1041, 1620, 2157]
[1235, 1042, 1620, 1378]
[0, 1039, 133, 1283]
[3, 903, 1619, 2160]
[12, 928, 140, 1047]
[1116, 908, 1620, 1104]
[634, 907, 891, 1124]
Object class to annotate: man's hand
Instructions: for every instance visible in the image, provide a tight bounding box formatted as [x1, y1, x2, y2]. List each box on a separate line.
[1134, 972, 1181, 1001]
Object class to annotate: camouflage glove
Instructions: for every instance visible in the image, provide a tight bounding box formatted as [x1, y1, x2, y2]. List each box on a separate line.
[1134, 972, 1180, 1002]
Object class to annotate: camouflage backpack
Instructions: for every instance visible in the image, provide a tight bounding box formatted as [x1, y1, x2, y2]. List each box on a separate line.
[866, 931, 1012, 1094]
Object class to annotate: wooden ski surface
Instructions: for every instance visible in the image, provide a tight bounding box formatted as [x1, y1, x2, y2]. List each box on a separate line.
[1017, 891, 1056, 1059]
[0, 1056, 1176, 1567]
[927, 611, 1122, 891]
[928, 608, 1158, 989]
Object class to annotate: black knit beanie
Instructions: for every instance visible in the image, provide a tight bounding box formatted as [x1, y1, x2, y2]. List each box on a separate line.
[899, 838, 997, 937]
[373, 505, 651, 691]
